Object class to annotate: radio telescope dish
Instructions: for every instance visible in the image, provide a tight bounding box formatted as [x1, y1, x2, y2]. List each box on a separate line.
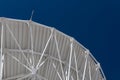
[0, 17, 106, 80]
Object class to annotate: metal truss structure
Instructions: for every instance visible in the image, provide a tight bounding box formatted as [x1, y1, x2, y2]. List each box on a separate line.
[0, 17, 106, 80]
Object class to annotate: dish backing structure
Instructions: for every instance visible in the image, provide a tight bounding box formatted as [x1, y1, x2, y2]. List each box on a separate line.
[0, 17, 106, 80]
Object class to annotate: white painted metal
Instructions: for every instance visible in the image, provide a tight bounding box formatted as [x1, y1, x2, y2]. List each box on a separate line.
[88, 62, 92, 80]
[82, 51, 88, 80]
[0, 17, 106, 80]
[54, 31, 65, 80]
[0, 20, 4, 80]
[73, 50, 79, 80]
[53, 63, 62, 80]
[27, 21, 35, 67]
[67, 38, 73, 80]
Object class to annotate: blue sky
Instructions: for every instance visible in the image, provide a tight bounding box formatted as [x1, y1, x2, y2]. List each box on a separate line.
[0, 0, 120, 79]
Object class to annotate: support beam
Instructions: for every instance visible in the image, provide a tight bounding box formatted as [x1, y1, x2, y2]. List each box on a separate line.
[4, 49, 79, 75]
[16, 73, 32, 80]
[71, 76, 74, 80]
[74, 50, 79, 80]
[3, 73, 47, 80]
[67, 38, 73, 80]
[36, 74, 48, 80]
[6, 24, 31, 67]
[82, 50, 89, 80]
[88, 62, 91, 80]
[54, 31, 65, 80]
[95, 63, 100, 80]
[0, 22, 4, 80]
[36, 28, 53, 70]
[0, 55, 4, 80]
[7, 52, 32, 72]
[4, 48, 88, 80]
[35, 57, 49, 73]
[52, 63, 62, 80]
[27, 21, 35, 67]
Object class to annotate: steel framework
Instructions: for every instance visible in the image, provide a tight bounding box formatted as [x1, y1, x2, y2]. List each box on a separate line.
[0, 17, 106, 80]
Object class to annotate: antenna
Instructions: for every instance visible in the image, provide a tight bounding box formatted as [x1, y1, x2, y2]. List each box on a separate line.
[30, 10, 34, 21]
[0, 17, 106, 80]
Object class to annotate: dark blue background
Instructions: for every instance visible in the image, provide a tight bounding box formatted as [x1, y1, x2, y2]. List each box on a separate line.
[0, 0, 119, 79]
